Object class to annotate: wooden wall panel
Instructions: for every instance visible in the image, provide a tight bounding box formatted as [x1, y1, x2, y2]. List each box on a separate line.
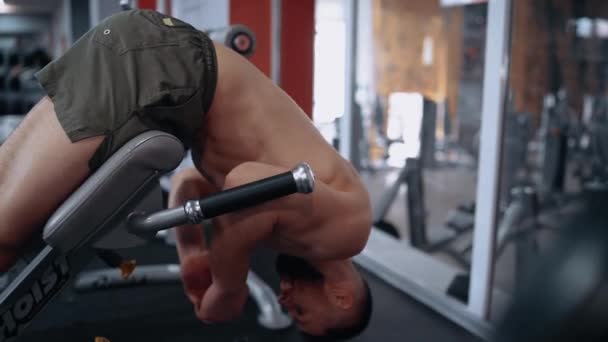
[509, 0, 608, 117]
[372, 0, 464, 115]
[372, 0, 608, 127]
[509, 0, 550, 117]
[373, 0, 446, 102]
[445, 7, 464, 117]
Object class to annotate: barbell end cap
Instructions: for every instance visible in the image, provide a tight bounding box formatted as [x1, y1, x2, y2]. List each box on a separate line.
[291, 162, 315, 194]
[184, 200, 205, 224]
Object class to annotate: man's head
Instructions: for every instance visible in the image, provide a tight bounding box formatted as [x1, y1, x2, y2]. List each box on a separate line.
[275, 254, 373, 340]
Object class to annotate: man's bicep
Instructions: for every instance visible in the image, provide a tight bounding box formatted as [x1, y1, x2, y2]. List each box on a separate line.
[296, 178, 372, 259]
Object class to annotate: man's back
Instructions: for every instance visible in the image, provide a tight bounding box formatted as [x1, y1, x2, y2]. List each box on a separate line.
[197, 43, 361, 193]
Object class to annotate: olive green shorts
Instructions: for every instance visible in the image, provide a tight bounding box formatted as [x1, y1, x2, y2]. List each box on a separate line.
[36, 9, 217, 171]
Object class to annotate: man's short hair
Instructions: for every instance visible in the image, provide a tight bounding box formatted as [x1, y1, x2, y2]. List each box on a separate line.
[303, 279, 373, 341]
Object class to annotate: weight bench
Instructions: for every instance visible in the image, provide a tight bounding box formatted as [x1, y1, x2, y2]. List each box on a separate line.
[0, 131, 315, 340]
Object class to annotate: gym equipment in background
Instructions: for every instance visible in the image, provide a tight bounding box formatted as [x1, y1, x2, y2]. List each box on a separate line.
[538, 93, 570, 196]
[372, 97, 568, 305]
[206, 25, 257, 58]
[0, 49, 50, 117]
[494, 188, 608, 342]
[118, 1, 257, 59]
[372, 97, 474, 248]
[119, 0, 133, 11]
[373, 157, 425, 242]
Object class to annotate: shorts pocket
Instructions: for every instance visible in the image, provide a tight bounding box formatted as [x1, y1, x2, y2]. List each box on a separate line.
[92, 10, 181, 55]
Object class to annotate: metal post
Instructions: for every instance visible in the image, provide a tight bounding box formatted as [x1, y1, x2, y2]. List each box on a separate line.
[120, 0, 132, 10]
[89, 0, 100, 27]
[468, 0, 512, 319]
[63, 0, 73, 47]
[406, 158, 427, 247]
[340, 0, 359, 163]
[156, 0, 166, 14]
[271, 0, 282, 85]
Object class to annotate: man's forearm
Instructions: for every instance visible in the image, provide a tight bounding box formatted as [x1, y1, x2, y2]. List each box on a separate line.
[196, 223, 253, 322]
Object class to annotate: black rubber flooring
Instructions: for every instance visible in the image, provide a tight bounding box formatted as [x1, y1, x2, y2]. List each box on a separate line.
[16, 242, 482, 342]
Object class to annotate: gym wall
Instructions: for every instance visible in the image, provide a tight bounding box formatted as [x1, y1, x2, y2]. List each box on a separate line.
[279, 1, 315, 117]
[372, 0, 465, 123]
[509, 0, 608, 120]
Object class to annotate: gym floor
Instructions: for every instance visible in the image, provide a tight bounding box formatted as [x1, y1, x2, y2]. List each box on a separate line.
[362, 165, 477, 269]
[21, 242, 481, 341]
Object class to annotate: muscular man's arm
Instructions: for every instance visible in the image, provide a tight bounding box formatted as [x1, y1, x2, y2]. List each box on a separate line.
[169, 163, 281, 322]
[194, 162, 279, 322]
[303, 168, 372, 260]
[193, 160, 371, 322]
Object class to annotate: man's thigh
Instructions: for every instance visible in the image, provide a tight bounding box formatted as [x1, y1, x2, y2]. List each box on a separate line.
[0, 97, 103, 270]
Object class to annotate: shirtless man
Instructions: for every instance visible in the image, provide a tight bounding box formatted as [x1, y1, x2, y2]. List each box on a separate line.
[0, 10, 372, 339]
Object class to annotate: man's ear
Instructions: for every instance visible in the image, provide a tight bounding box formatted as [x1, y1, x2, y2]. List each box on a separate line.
[324, 282, 354, 310]
[280, 278, 294, 291]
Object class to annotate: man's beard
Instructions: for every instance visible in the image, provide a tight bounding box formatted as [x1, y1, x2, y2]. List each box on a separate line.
[275, 253, 324, 282]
